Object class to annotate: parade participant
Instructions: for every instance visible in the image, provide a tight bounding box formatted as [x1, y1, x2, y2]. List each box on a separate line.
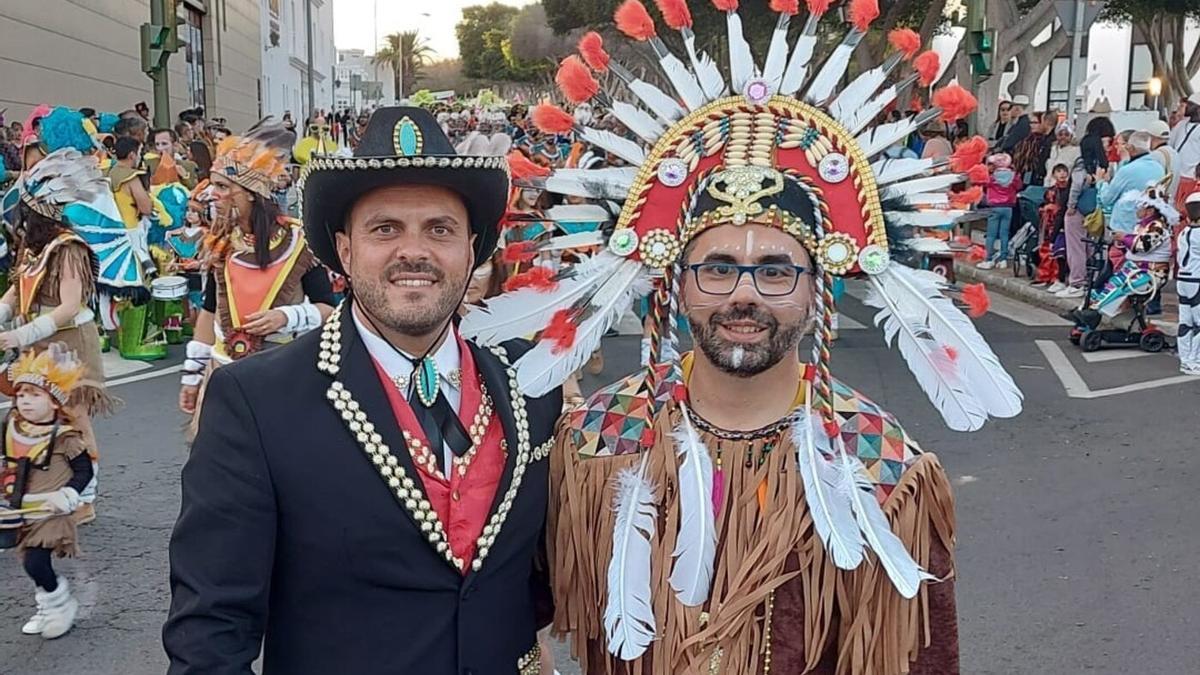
[1088, 180, 1177, 317]
[1177, 192, 1200, 374]
[0, 148, 115, 525]
[177, 123, 334, 431]
[292, 114, 341, 165]
[0, 343, 93, 639]
[165, 107, 562, 674]
[462, 3, 1022, 672]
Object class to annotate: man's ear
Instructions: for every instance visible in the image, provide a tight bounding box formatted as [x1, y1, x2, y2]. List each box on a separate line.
[335, 227, 352, 274]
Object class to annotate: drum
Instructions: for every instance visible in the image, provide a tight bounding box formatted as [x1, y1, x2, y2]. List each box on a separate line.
[149, 276, 189, 347]
[151, 275, 189, 301]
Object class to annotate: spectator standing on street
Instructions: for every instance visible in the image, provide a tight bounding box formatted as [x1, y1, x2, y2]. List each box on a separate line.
[1059, 116, 1115, 298]
[1045, 122, 1080, 186]
[989, 100, 1013, 148]
[919, 120, 952, 159]
[1000, 95, 1032, 154]
[1014, 110, 1057, 187]
[979, 152, 1023, 269]
[1170, 94, 1200, 209]
[1100, 131, 1165, 235]
[1147, 119, 1180, 202]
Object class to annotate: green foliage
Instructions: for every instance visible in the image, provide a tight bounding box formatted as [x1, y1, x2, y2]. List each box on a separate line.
[1101, 0, 1200, 23]
[456, 3, 521, 80]
[372, 31, 435, 99]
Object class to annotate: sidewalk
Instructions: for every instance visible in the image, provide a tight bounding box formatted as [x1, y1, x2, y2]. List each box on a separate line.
[954, 260, 1181, 337]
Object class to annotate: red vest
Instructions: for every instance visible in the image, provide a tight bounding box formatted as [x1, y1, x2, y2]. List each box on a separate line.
[370, 339, 507, 572]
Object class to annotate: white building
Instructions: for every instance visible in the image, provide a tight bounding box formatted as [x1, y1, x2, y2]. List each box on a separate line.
[334, 48, 394, 112]
[260, 0, 336, 121]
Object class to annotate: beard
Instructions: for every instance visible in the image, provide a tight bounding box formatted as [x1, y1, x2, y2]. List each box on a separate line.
[689, 304, 806, 377]
[352, 259, 466, 337]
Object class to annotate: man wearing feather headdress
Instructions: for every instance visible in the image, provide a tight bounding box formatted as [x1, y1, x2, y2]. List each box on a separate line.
[459, 1, 1023, 673]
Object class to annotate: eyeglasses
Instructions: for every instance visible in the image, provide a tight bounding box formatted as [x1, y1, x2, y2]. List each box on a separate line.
[687, 262, 810, 297]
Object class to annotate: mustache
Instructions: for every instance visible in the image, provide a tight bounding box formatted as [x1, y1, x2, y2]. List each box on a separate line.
[707, 305, 779, 329]
[385, 260, 445, 281]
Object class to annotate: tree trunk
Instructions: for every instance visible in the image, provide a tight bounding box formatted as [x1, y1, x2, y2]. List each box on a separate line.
[1009, 27, 1069, 110]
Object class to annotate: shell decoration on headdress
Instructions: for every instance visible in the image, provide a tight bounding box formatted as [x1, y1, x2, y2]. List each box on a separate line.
[211, 119, 296, 198]
[7, 343, 85, 407]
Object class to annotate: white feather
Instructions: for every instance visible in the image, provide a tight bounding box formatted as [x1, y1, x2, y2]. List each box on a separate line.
[629, 77, 686, 124]
[805, 42, 855, 105]
[542, 231, 606, 250]
[903, 237, 952, 253]
[580, 127, 647, 166]
[460, 252, 625, 345]
[884, 210, 968, 228]
[668, 404, 717, 606]
[611, 101, 665, 144]
[604, 453, 658, 661]
[515, 264, 652, 397]
[836, 441, 935, 600]
[881, 174, 966, 201]
[780, 33, 818, 96]
[726, 12, 756, 92]
[545, 204, 612, 224]
[659, 48, 706, 111]
[877, 263, 1024, 420]
[865, 276, 989, 432]
[831, 63, 891, 128]
[792, 403, 866, 570]
[542, 167, 636, 200]
[858, 117, 925, 158]
[761, 15, 791, 91]
[684, 32, 726, 100]
[872, 157, 938, 186]
[844, 84, 902, 136]
[900, 193, 952, 207]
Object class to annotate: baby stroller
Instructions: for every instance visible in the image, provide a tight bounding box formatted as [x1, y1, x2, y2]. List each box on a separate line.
[1068, 236, 1167, 353]
[1008, 220, 1038, 279]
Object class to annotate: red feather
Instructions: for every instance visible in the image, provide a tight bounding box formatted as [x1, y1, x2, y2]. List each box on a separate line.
[532, 103, 576, 134]
[656, 0, 693, 29]
[578, 32, 611, 72]
[711, 0, 738, 10]
[942, 345, 960, 362]
[770, 0, 800, 14]
[503, 266, 558, 293]
[888, 28, 921, 60]
[848, 0, 879, 32]
[908, 93, 924, 112]
[966, 164, 989, 184]
[933, 84, 978, 122]
[615, 0, 657, 41]
[542, 309, 579, 353]
[502, 241, 539, 265]
[914, 51, 941, 87]
[806, 0, 834, 13]
[950, 185, 984, 209]
[961, 283, 991, 318]
[950, 135, 989, 172]
[507, 150, 551, 180]
[556, 56, 599, 104]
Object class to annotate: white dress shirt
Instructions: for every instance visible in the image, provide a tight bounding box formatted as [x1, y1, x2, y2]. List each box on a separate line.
[1170, 119, 1200, 181]
[352, 306, 462, 472]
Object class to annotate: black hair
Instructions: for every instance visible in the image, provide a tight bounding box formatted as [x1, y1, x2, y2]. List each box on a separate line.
[114, 135, 141, 160]
[249, 197, 284, 269]
[79, 108, 97, 119]
[1186, 101, 1200, 123]
[1052, 163, 1070, 173]
[113, 117, 147, 138]
[1084, 116, 1116, 139]
[153, 127, 177, 143]
[15, 201, 68, 257]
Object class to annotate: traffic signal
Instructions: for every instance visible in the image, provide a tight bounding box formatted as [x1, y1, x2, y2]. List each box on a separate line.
[968, 29, 996, 77]
[140, 23, 171, 74]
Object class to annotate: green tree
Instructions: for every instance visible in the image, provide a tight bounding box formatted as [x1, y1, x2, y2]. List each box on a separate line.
[373, 31, 436, 100]
[457, 3, 521, 80]
[1103, 0, 1200, 106]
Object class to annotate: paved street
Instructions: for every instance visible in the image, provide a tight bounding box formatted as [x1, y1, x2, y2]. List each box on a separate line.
[2, 289, 1198, 674]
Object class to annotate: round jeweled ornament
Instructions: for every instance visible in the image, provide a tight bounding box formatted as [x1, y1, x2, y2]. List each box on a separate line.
[638, 229, 681, 270]
[817, 152, 850, 184]
[816, 232, 859, 275]
[857, 244, 890, 275]
[608, 228, 640, 257]
[743, 78, 772, 106]
[657, 158, 689, 187]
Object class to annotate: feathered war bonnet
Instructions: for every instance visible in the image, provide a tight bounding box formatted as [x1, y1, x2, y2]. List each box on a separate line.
[461, 0, 1024, 641]
[211, 119, 296, 199]
[7, 343, 85, 407]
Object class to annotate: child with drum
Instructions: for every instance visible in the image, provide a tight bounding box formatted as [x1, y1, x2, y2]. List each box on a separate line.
[0, 343, 93, 639]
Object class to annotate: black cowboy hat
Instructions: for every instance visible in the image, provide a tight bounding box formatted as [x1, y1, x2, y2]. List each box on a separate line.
[299, 106, 509, 276]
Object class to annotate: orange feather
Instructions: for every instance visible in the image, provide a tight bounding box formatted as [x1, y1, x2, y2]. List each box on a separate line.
[656, 0, 692, 29]
[711, 0, 738, 10]
[556, 56, 599, 104]
[532, 103, 576, 134]
[848, 0, 879, 32]
[932, 84, 978, 122]
[961, 283, 991, 318]
[966, 164, 989, 184]
[507, 150, 551, 180]
[615, 0, 657, 41]
[578, 32, 610, 72]
[914, 50, 941, 87]
[950, 135, 989, 172]
[950, 185, 984, 209]
[543, 309, 579, 353]
[770, 0, 800, 13]
[806, 0, 834, 13]
[888, 28, 921, 60]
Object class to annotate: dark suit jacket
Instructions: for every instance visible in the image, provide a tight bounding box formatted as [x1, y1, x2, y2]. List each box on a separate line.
[1000, 114, 1032, 154]
[163, 304, 561, 675]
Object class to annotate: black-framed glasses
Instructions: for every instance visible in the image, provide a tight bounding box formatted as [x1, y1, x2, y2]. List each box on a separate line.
[687, 262, 810, 297]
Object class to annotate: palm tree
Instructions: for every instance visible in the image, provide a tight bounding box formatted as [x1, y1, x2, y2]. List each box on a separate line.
[372, 31, 436, 101]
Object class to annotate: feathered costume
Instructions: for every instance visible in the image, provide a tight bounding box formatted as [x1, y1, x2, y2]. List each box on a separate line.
[460, 1, 1021, 673]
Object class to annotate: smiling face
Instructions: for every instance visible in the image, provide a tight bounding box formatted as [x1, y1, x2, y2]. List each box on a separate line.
[681, 224, 815, 377]
[336, 184, 475, 338]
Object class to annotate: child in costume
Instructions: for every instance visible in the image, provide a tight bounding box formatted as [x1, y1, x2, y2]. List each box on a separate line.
[978, 152, 1023, 269]
[1033, 164, 1071, 291]
[1, 343, 93, 639]
[1090, 181, 1177, 316]
[1177, 192, 1200, 374]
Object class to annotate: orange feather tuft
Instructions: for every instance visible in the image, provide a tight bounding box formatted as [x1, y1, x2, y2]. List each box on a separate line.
[888, 28, 921, 60]
[770, 0, 800, 14]
[932, 84, 978, 122]
[950, 185, 984, 209]
[966, 164, 989, 184]
[961, 283, 991, 318]
[848, 0, 879, 32]
[507, 150, 551, 180]
[542, 309, 579, 353]
[711, 0, 738, 10]
[532, 103, 576, 134]
[655, 0, 693, 29]
[615, 0, 657, 41]
[806, 0, 834, 13]
[503, 266, 558, 293]
[914, 50, 941, 87]
[556, 56, 599, 104]
[578, 32, 610, 72]
[950, 135, 989, 172]
[502, 241, 539, 265]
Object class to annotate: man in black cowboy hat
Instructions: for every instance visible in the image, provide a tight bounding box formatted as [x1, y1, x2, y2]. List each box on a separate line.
[164, 107, 561, 675]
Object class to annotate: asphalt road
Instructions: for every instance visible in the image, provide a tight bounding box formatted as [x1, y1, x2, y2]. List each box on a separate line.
[2, 291, 1197, 674]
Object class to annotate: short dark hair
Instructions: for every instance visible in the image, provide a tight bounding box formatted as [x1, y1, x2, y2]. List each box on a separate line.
[79, 108, 97, 119]
[1085, 116, 1116, 139]
[1052, 163, 1069, 173]
[113, 116, 147, 138]
[153, 127, 177, 143]
[1187, 101, 1200, 123]
[173, 121, 192, 137]
[114, 135, 142, 160]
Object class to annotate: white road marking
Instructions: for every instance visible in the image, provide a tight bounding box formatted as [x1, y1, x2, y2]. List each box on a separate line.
[1080, 350, 1156, 364]
[836, 314, 867, 330]
[1036, 340, 1199, 398]
[100, 351, 153, 378]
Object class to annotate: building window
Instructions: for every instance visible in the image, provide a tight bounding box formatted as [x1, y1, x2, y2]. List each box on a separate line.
[1127, 43, 1170, 111]
[1047, 56, 1071, 114]
[184, 8, 206, 109]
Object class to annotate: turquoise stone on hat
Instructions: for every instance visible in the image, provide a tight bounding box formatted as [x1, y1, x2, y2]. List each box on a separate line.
[393, 116, 424, 157]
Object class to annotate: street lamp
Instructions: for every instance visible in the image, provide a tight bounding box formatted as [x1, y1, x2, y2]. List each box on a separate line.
[1148, 76, 1163, 112]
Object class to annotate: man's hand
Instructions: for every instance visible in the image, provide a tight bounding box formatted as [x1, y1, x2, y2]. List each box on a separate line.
[241, 309, 287, 336]
[180, 384, 200, 414]
[0, 332, 19, 350]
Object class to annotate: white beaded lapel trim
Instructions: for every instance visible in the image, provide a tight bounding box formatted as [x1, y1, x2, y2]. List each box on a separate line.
[316, 303, 534, 575]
